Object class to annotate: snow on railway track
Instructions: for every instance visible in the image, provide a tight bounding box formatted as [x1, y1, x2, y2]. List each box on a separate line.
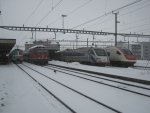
[17, 63, 120, 113]
[45, 64, 150, 97]
[18, 62, 150, 113]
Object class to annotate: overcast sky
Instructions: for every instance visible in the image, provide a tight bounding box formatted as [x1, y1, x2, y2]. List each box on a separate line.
[0, 0, 150, 48]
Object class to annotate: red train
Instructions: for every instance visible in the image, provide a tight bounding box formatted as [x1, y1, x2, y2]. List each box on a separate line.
[24, 45, 48, 65]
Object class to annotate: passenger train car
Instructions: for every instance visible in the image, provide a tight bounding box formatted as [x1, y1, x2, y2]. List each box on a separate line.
[24, 45, 48, 65]
[9, 49, 23, 63]
[106, 46, 136, 67]
[55, 47, 110, 66]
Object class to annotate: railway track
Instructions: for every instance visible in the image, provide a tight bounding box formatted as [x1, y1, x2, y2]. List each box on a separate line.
[131, 66, 150, 70]
[16, 64, 76, 113]
[48, 63, 150, 85]
[45, 64, 150, 98]
[17, 63, 121, 113]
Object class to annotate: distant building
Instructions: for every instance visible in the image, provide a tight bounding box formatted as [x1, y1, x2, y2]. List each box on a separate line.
[129, 44, 141, 60]
[117, 42, 150, 60]
[141, 42, 150, 60]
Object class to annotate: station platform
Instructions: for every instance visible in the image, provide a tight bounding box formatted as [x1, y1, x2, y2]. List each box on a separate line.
[0, 39, 16, 64]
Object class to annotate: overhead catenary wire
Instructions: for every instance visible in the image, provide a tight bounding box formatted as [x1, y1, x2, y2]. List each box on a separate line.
[19, 0, 63, 45]
[71, 0, 143, 29]
[35, 0, 63, 27]
[102, 16, 150, 32]
[135, 27, 150, 33]
[48, 0, 93, 27]
[23, 0, 44, 25]
[16, 0, 45, 46]
[119, 22, 150, 32]
[85, 0, 150, 30]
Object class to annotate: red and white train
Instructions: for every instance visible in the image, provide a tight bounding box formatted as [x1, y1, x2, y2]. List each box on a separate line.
[106, 46, 136, 67]
[24, 45, 48, 65]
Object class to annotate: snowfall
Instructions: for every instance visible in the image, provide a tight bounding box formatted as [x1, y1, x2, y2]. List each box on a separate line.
[0, 60, 150, 113]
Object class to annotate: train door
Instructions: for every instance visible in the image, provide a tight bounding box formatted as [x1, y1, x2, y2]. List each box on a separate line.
[89, 49, 96, 64]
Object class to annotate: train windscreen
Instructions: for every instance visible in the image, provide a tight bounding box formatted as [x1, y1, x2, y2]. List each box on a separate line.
[94, 49, 106, 56]
[121, 49, 133, 55]
[36, 49, 48, 53]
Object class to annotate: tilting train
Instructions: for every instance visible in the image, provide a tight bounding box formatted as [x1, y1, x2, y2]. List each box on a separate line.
[106, 46, 136, 67]
[23, 45, 48, 65]
[9, 49, 23, 63]
[55, 47, 110, 66]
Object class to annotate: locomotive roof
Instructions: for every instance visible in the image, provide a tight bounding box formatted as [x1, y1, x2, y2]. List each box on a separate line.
[29, 45, 46, 50]
[60, 47, 105, 53]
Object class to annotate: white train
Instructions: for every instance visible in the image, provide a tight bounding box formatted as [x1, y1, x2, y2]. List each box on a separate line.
[106, 46, 136, 67]
[55, 47, 110, 66]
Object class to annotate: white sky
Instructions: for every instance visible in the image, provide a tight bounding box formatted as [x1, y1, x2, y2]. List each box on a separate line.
[0, 0, 150, 48]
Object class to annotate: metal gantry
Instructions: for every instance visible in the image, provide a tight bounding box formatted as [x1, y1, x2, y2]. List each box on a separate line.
[0, 25, 150, 38]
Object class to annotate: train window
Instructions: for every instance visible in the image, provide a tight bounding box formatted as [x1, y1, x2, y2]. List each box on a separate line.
[121, 49, 133, 55]
[94, 49, 106, 56]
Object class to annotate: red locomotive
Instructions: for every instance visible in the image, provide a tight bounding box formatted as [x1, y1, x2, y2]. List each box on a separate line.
[24, 45, 48, 65]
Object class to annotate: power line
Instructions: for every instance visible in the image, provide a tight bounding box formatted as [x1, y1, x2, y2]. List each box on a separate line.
[48, 0, 93, 26]
[85, 0, 150, 30]
[71, 0, 143, 29]
[35, 0, 63, 27]
[67, 0, 93, 16]
[133, 27, 150, 33]
[119, 22, 150, 32]
[119, 0, 150, 17]
[23, 0, 44, 25]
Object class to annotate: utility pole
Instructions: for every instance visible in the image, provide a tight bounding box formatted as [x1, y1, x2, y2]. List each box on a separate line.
[54, 32, 56, 40]
[92, 35, 95, 46]
[76, 33, 79, 49]
[87, 38, 89, 47]
[112, 12, 119, 46]
[31, 31, 34, 39]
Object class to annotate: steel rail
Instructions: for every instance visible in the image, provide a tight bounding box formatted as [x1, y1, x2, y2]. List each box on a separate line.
[47, 64, 150, 90]
[45, 65, 150, 97]
[16, 64, 76, 113]
[22, 63, 121, 113]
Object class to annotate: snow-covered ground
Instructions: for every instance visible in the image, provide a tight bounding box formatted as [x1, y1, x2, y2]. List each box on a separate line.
[135, 60, 150, 67]
[0, 63, 71, 113]
[49, 60, 150, 81]
[0, 60, 150, 113]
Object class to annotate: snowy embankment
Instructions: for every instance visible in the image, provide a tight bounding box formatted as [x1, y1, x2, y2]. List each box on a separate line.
[49, 60, 150, 81]
[134, 60, 150, 67]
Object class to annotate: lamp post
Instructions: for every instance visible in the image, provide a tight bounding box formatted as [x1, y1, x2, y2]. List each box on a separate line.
[61, 14, 67, 29]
